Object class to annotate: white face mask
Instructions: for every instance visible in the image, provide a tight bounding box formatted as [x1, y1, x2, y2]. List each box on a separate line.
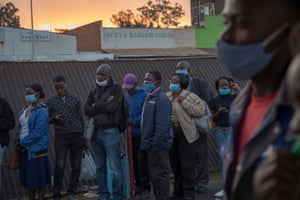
[96, 79, 107, 87]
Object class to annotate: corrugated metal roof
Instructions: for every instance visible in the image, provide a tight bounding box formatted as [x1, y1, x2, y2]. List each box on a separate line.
[103, 48, 209, 58]
[0, 56, 247, 199]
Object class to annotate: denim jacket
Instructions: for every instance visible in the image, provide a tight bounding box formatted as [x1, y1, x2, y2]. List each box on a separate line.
[223, 81, 295, 200]
[16, 103, 49, 160]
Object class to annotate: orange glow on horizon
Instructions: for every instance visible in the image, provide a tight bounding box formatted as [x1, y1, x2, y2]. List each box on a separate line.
[8, 0, 191, 31]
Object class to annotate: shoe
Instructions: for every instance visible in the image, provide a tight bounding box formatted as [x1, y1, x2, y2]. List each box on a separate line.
[214, 190, 225, 198]
[67, 194, 78, 200]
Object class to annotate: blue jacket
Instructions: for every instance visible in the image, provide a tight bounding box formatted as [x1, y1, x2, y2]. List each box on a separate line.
[16, 103, 49, 160]
[223, 82, 295, 200]
[124, 87, 147, 137]
[141, 87, 173, 151]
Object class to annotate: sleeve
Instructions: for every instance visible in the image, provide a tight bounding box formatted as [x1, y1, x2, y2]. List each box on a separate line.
[45, 97, 56, 124]
[94, 85, 123, 113]
[0, 98, 15, 130]
[132, 92, 147, 127]
[76, 95, 85, 128]
[84, 88, 96, 116]
[181, 92, 205, 117]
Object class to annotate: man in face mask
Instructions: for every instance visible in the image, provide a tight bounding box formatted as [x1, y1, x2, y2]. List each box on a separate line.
[122, 73, 151, 195]
[217, 0, 300, 199]
[84, 64, 124, 200]
[141, 70, 173, 200]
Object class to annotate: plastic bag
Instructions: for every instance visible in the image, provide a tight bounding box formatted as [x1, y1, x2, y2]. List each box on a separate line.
[80, 150, 96, 180]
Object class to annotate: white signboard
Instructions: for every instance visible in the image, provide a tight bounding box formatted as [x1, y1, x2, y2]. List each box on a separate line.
[101, 28, 176, 49]
[21, 30, 50, 41]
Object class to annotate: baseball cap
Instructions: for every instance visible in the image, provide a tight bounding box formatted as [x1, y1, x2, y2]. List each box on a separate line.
[122, 73, 138, 89]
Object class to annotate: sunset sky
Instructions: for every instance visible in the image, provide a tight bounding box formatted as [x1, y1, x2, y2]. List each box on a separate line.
[7, 0, 191, 31]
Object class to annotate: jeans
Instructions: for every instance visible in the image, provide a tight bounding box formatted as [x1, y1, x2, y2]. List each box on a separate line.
[213, 126, 231, 185]
[214, 127, 231, 155]
[92, 128, 123, 200]
[53, 133, 84, 198]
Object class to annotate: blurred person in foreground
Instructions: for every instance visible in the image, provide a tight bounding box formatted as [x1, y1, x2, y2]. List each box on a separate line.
[216, 0, 300, 199]
[253, 24, 300, 200]
[16, 83, 51, 200]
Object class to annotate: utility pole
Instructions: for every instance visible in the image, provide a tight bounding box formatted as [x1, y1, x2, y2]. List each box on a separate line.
[30, 0, 35, 60]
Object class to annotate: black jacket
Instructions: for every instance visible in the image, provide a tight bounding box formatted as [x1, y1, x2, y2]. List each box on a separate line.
[84, 78, 124, 130]
[0, 97, 15, 146]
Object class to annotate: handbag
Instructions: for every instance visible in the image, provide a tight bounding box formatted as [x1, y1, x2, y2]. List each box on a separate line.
[5, 144, 20, 170]
[193, 101, 213, 133]
[83, 117, 95, 140]
[80, 149, 96, 180]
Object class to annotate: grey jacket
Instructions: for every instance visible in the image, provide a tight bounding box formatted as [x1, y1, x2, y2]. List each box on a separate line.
[140, 87, 173, 151]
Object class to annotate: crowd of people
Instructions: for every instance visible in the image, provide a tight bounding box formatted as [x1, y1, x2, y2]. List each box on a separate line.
[1, 0, 300, 199]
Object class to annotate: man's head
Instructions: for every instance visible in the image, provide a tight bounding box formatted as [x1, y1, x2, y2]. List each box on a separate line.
[53, 75, 67, 96]
[218, 0, 300, 81]
[175, 61, 191, 75]
[143, 70, 161, 92]
[122, 73, 138, 93]
[96, 64, 111, 87]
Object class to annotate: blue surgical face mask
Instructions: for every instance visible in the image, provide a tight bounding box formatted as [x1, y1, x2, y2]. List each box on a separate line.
[218, 88, 231, 95]
[176, 69, 188, 75]
[25, 94, 37, 104]
[144, 83, 155, 92]
[169, 84, 180, 92]
[217, 23, 289, 80]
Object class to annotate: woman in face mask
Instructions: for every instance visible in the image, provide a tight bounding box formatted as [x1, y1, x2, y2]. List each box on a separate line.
[166, 73, 206, 200]
[16, 83, 51, 200]
[209, 76, 240, 198]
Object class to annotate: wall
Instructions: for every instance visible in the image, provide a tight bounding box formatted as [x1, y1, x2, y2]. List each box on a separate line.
[101, 28, 195, 49]
[0, 26, 76, 58]
[195, 15, 223, 48]
[64, 21, 102, 52]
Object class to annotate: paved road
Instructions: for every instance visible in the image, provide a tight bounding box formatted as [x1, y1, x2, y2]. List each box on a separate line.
[49, 170, 223, 200]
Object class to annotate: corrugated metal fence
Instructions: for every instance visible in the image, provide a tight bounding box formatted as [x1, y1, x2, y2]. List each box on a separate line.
[0, 56, 247, 199]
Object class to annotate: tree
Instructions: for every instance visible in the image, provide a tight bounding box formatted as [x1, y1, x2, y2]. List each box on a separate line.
[0, 2, 20, 27]
[111, 9, 147, 28]
[111, 0, 185, 28]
